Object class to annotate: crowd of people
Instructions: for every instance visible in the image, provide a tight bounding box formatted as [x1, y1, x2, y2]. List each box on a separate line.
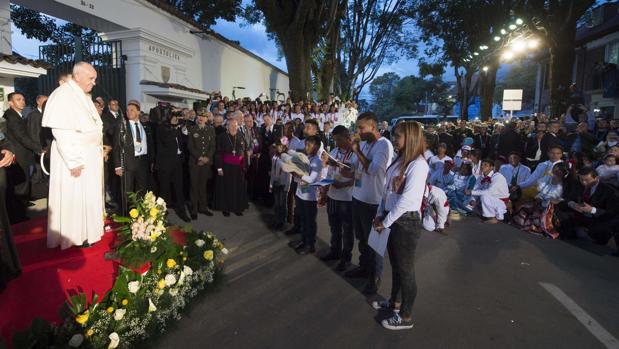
[1, 66, 618, 330]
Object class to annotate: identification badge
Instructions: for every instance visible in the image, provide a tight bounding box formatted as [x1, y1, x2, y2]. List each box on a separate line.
[193, 133, 199, 138]
[354, 172, 362, 188]
[301, 184, 311, 193]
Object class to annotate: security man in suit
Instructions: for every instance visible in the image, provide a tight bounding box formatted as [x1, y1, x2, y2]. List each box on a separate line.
[187, 111, 216, 219]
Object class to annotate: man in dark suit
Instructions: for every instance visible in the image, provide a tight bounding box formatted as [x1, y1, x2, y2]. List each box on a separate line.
[3, 92, 44, 222]
[496, 122, 523, 158]
[0, 124, 19, 289]
[26, 95, 50, 200]
[113, 100, 154, 213]
[101, 99, 124, 208]
[321, 121, 336, 152]
[555, 167, 619, 253]
[565, 122, 597, 155]
[541, 121, 562, 160]
[255, 114, 282, 204]
[473, 125, 491, 158]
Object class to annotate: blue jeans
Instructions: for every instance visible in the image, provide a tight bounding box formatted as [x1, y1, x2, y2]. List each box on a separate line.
[272, 186, 288, 226]
[352, 198, 382, 277]
[327, 198, 353, 261]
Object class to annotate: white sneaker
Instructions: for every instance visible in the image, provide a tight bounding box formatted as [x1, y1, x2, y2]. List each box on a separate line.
[381, 313, 414, 330]
[371, 300, 400, 313]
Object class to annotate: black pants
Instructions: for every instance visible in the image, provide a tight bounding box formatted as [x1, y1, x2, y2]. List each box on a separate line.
[387, 212, 422, 319]
[189, 162, 210, 214]
[352, 198, 381, 276]
[327, 198, 353, 261]
[121, 157, 150, 212]
[158, 157, 185, 211]
[555, 207, 619, 243]
[298, 197, 317, 247]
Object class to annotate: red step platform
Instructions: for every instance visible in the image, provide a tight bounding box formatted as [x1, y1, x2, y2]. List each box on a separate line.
[0, 217, 117, 344]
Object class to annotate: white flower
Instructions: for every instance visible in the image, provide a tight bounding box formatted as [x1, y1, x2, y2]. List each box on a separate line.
[194, 239, 205, 247]
[128, 281, 140, 294]
[156, 197, 165, 206]
[164, 274, 177, 286]
[156, 289, 164, 296]
[183, 265, 193, 275]
[150, 246, 157, 253]
[148, 298, 157, 312]
[113, 308, 126, 321]
[221, 247, 229, 255]
[68, 334, 84, 347]
[169, 288, 179, 296]
[177, 271, 186, 286]
[108, 332, 120, 349]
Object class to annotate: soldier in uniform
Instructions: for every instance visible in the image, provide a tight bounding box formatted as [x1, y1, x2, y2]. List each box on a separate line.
[187, 111, 216, 219]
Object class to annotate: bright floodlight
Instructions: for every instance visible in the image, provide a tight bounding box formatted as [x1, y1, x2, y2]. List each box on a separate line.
[516, 18, 524, 25]
[512, 40, 526, 52]
[473, 52, 479, 56]
[509, 24, 517, 30]
[494, 36, 501, 41]
[502, 50, 514, 60]
[482, 66, 489, 72]
[527, 39, 539, 49]
[500, 29, 507, 35]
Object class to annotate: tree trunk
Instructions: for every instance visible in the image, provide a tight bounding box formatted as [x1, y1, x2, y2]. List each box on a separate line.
[479, 61, 499, 122]
[281, 34, 314, 102]
[548, 24, 577, 117]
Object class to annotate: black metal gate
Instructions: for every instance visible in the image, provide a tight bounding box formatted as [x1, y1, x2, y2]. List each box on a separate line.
[38, 34, 126, 106]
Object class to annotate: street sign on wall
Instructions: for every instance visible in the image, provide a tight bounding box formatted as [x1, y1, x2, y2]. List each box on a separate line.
[502, 89, 523, 111]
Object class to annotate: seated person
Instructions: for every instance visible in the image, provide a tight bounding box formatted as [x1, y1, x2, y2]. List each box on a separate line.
[466, 158, 510, 224]
[500, 152, 531, 203]
[428, 142, 453, 177]
[555, 167, 619, 251]
[514, 145, 564, 201]
[446, 162, 476, 214]
[513, 162, 570, 239]
[596, 154, 619, 188]
[422, 184, 450, 234]
[428, 159, 455, 190]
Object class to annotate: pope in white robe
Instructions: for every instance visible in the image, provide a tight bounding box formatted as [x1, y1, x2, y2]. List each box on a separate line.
[43, 62, 104, 249]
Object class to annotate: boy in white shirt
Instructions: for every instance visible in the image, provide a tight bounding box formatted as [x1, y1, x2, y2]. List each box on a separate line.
[344, 112, 393, 295]
[290, 135, 323, 255]
[422, 184, 450, 233]
[321, 126, 356, 271]
[467, 159, 510, 223]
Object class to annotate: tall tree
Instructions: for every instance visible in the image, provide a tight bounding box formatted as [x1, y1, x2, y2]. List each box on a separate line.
[339, 0, 415, 101]
[514, 0, 596, 116]
[247, 0, 341, 102]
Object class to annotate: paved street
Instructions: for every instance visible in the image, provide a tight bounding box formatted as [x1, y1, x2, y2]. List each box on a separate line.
[141, 204, 619, 349]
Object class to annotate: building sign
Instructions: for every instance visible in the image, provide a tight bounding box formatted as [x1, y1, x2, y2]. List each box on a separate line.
[0, 87, 5, 102]
[502, 89, 523, 111]
[148, 44, 181, 61]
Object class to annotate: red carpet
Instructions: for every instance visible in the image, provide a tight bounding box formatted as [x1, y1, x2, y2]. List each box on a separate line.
[0, 217, 118, 344]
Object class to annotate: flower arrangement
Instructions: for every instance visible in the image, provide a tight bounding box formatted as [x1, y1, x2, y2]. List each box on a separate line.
[11, 192, 228, 349]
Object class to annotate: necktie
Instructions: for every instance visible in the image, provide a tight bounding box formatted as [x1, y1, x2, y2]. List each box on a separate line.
[134, 122, 142, 143]
[583, 186, 591, 203]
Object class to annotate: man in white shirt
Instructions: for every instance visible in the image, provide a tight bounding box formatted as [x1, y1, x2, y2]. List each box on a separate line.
[344, 112, 393, 295]
[514, 145, 563, 200]
[467, 159, 510, 223]
[499, 152, 531, 201]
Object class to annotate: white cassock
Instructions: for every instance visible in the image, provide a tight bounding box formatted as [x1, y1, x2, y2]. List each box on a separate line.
[42, 79, 104, 249]
[422, 185, 450, 231]
[472, 171, 510, 220]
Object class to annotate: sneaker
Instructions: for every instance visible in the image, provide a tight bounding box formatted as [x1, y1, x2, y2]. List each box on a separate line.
[320, 251, 340, 261]
[371, 300, 400, 313]
[334, 260, 349, 272]
[344, 266, 369, 278]
[381, 313, 414, 330]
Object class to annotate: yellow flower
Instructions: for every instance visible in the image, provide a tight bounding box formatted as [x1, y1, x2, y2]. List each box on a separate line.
[203, 250, 214, 261]
[122, 299, 128, 306]
[158, 279, 166, 289]
[75, 310, 89, 325]
[179, 251, 184, 256]
[166, 259, 176, 268]
[106, 307, 114, 313]
[182, 256, 187, 262]
[129, 209, 139, 218]
[150, 207, 159, 218]
[86, 328, 94, 337]
[150, 230, 162, 242]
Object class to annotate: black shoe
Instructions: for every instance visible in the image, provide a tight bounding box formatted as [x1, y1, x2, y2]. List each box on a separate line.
[296, 245, 315, 255]
[362, 277, 381, 295]
[320, 251, 341, 261]
[199, 209, 214, 216]
[222, 211, 230, 217]
[190, 213, 198, 220]
[178, 213, 191, 223]
[344, 266, 369, 278]
[284, 228, 300, 236]
[335, 260, 350, 272]
[234, 212, 243, 216]
[288, 240, 304, 249]
[80, 242, 94, 248]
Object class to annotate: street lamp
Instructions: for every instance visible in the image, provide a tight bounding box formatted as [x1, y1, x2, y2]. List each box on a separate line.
[512, 40, 526, 52]
[502, 50, 514, 61]
[527, 39, 539, 49]
[516, 18, 524, 25]
[482, 66, 489, 72]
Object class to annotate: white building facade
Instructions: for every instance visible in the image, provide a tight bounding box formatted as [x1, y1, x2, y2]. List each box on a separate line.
[10, 0, 289, 110]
